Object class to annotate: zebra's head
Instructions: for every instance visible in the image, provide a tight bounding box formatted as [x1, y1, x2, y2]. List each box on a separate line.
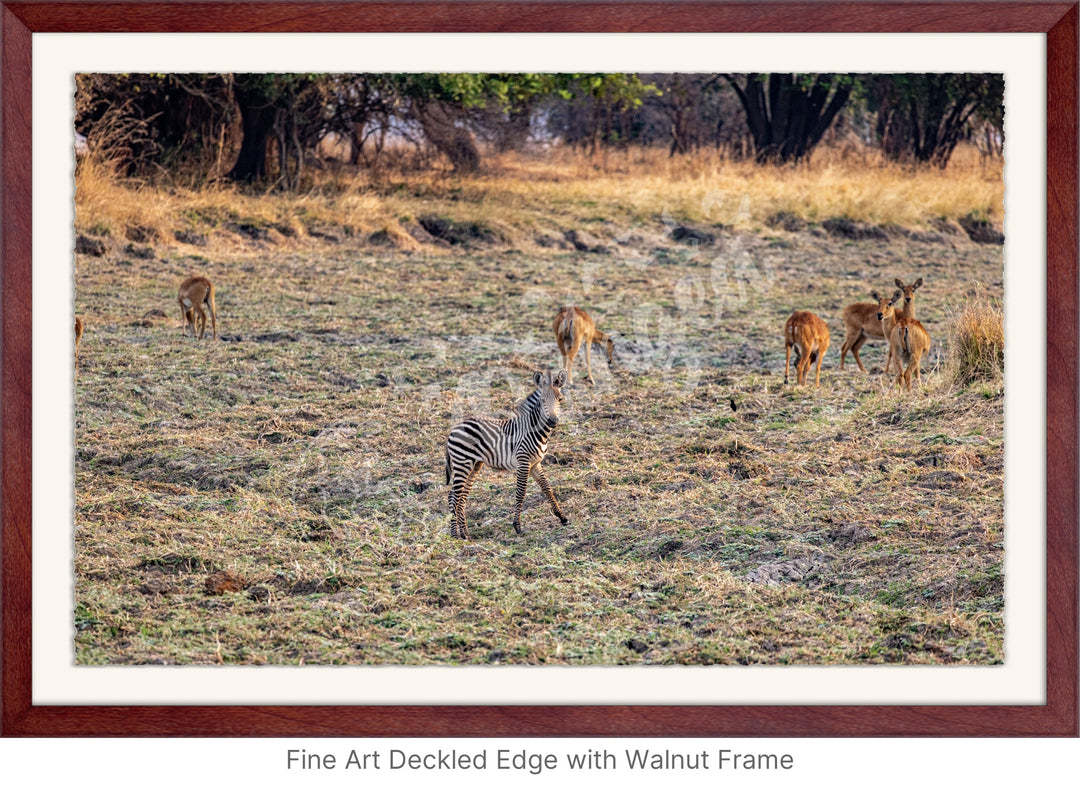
[532, 369, 567, 427]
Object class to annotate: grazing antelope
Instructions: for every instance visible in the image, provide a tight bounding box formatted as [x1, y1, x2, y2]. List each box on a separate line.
[445, 369, 569, 540]
[880, 295, 931, 391]
[74, 316, 83, 373]
[177, 276, 217, 340]
[553, 306, 614, 386]
[784, 311, 830, 387]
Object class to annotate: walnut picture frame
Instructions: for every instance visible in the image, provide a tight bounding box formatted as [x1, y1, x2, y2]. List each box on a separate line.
[1, 1, 1076, 737]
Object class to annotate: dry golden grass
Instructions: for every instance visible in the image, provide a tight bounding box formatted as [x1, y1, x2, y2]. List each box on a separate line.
[944, 294, 1005, 387]
[75, 143, 1003, 248]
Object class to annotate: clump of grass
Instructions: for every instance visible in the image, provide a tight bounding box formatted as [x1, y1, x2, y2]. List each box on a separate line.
[944, 296, 1004, 386]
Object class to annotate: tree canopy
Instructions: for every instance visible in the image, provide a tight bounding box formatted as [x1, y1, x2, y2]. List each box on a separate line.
[74, 72, 1005, 188]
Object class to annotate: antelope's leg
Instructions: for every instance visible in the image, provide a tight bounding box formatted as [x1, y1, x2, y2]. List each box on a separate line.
[839, 330, 855, 370]
[567, 337, 582, 386]
[208, 295, 217, 339]
[797, 346, 811, 386]
[851, 334, 866, 373]
[815, 343, 827, 386]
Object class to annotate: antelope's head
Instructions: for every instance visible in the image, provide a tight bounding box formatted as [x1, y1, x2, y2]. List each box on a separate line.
[875, 289, 902, 322]
[894, 277, 923, 311]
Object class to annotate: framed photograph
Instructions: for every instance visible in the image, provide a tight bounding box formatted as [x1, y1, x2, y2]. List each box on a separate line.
[1, 1, 1076, 737]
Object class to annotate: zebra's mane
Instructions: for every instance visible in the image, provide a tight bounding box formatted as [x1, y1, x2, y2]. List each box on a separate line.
[510, 387, 542, 419]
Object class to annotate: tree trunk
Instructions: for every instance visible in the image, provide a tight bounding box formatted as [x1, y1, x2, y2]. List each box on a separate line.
[228, 83, 278, 182]
[727, 74, 851, 164]
[414, 100, 481, 173]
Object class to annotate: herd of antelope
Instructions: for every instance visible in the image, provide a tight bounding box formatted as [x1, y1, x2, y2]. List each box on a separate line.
[73, 272, 931, 540]
[786, 277, 930, 391]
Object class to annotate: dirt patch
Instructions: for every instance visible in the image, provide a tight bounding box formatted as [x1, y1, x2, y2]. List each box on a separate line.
[137, 553, 217, 575]
[205, 570, 247, 595]
[418, 214, 501, 246]
[746, 555, 831, 586]
[767, 212, 807, 233]
[76, 234, 107, 256]
[958, 214, 1004, 245]
[821, 217, 890, 241]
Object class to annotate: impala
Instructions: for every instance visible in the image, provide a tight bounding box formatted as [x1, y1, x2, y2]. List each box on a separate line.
[553, 306, 614, 386]
[178, 276, 218, 340]
[784, 311, 830, 387]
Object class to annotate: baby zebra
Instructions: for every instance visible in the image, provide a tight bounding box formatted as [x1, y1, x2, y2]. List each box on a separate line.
[445, 369, 570, 540]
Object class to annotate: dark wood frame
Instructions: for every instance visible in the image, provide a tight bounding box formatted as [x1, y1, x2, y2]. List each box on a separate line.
[1, 1, 1076, 737]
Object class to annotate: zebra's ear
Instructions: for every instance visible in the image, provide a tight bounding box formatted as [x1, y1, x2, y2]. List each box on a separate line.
[533, 371, 543, 386]
[553, 369, 568, 387]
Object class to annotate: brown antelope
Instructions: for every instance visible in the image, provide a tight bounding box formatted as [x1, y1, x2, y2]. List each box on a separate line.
[74, 316, 83, 372]
[784, 311, 830, 387]
[840, 286, 900, 372]
[880, 294, 931, 391]
[177, 276, 217, 339]
[553, 306, 614, 386]
[894, 277, 923, 320]
[872, 289, 904, 376]
[839, 278, 921, 372]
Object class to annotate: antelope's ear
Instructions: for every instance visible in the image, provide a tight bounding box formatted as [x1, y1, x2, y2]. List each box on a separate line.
[533, 371, 543, 386]
[871, 290, 880, 301]
[889, 291, 902, 305]
[913, 277, 923, 289]
[553, 370, 568, 387]
[895, 278, 904, 289]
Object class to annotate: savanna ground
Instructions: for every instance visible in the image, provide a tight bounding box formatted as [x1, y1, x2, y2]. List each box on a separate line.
[74, 146, 1004, 665]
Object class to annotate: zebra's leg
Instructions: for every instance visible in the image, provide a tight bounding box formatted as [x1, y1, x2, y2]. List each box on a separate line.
[511, 463, 531, 534]
[448, 477, 458, 537]
[531, 464, 568, 526]
[454, 461, 483, 540]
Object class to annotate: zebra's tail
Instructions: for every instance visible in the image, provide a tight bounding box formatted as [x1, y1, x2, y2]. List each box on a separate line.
[444, 444, 451, 486]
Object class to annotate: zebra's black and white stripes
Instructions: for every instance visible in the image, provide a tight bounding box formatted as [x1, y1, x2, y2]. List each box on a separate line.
[445, 369, 570, 539]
